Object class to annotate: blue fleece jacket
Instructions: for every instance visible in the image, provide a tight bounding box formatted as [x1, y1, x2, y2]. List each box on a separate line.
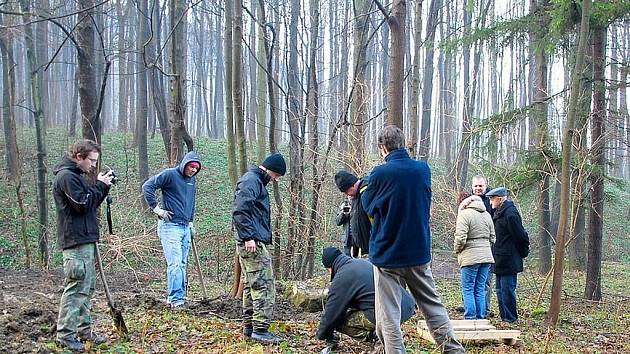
[142, 151, 201, 225]
[362, 148, 432, 268]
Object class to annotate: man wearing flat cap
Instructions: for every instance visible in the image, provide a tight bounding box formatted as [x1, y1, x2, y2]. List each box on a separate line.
[334, 171, 371, 257]
[485, 187, 529, 323]
[233, 153, 286, 344]
[317, 247, 415, 352]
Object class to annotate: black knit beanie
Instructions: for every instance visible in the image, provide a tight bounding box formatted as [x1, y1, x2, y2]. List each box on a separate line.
[334, 171, 358, 193]
[261, 153, 286, 176]
[322, 247, 342, 268]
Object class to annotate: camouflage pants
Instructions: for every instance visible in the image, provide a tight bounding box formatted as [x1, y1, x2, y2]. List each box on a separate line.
[237, 243, 275, 332]
[337, 308, 375, 341]
[56, 243, 97, 340]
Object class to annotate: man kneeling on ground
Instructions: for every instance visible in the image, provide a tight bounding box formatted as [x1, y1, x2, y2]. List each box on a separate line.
[317, 247, 416, 351]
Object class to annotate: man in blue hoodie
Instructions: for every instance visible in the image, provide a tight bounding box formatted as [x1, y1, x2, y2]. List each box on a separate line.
[143, 151, 202, 309]
[362, 126, 464, 354]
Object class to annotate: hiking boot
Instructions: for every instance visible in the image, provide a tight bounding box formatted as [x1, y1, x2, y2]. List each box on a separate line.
[251, 330, 281, 344]
[170, 302, 187, 311]
[455, 306, 465, 313]
[79, 330, 107, 345]
[56, 336, 85, 352]
[243, 325, 253, 338]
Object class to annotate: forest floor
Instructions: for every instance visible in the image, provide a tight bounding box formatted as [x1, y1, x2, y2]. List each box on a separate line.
[2, 260, 629, 354]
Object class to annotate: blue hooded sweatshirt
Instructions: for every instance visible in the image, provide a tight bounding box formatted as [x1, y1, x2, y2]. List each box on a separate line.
[361, 148, 432, 268]
[142, 151, 201, 225]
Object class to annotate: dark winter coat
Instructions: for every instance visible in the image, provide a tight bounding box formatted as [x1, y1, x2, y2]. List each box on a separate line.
[351, 178, 372, 254]
[142, 151, 201, 224]
[335, 201, 352, 247]
[232, 166, 273, 245]
[491, 200, 529, 275]
[316, 254, 415, 340]
[53, 156, 110, 250]
[362, 148, 433, 268]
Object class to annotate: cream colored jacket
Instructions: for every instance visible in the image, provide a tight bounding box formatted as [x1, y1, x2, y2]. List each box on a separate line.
[453, 199, 495, 267]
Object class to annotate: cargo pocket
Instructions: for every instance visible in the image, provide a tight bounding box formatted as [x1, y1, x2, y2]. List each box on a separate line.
[64, 258, 86, 281]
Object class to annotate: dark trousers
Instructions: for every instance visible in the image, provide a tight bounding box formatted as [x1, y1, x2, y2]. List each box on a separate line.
[495, 274, 518, 322]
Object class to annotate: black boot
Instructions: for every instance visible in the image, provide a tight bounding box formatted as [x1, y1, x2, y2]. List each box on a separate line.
[56, 336, 85, 352]
[251, 330, 281, 344]
[79, 330, 107, 345]
[243, 325, 253, 338]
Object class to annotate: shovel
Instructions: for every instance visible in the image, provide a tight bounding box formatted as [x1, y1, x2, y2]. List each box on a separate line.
[95, 244, 128, 337]
[94, 196, 128, 337]
[190, 227, 208, 299]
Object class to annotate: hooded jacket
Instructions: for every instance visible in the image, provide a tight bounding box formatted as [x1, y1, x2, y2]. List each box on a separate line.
[316, 254, 416, 341]
[362, 148, 432, 268]
[142, 151, 201, 225]
[491, 200, 529, 275]
[351, 178, 372, 254]
[232, 166, 272, 244]
[53, 156, 110, 250]
[453, 199, 495, 267]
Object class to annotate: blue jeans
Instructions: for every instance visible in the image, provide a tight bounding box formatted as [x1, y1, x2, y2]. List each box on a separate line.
[460, 263, 491, 319]
[496, 274, 518, 322]
[158, 221, 191, 306]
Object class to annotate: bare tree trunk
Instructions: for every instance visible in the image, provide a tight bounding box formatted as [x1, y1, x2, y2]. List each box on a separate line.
[303, 0, 320, 279]
[76, 0, 101, 143]
[0, 16, 20, 179]
[549, 0, 591, 330]
[408, 0, 423, 158]
[117, 1, 128, 132]
[233, 0, 247, 174]
[148, 0, 171, 155]
[383, 0, 405, 128]
[585, 24, 606, 302]
[285, 0, 306, 279]
[224, 0, 237, 186]
[20, 0, 50, 269]
[530, 0, 552, 274]
[137, 0, 149, 187]
[255, 1, 267, 163]
[418, 0, 441, 160]
[168, 0, 193, 165]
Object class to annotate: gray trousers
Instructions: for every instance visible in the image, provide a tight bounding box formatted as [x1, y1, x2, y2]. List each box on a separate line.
[374, 263, 465, 354]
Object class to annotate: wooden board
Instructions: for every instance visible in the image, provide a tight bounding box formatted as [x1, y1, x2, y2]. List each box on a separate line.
[417, 320, 521, 346]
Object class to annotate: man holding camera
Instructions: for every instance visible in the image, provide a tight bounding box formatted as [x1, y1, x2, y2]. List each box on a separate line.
[143, 151, 202, 310]
[53, 139, 115, 351]
[334, 171, 371, 257]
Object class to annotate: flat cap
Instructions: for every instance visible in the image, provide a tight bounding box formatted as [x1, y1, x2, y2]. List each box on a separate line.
[485, 187, 508, 197]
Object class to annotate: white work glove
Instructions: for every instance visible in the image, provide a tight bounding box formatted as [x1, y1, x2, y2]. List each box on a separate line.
[189, 222, 195, 235]
[153, 206, 173, 222]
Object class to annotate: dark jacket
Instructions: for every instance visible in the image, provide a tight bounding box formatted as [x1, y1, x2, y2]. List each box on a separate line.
[335, 201, 351, 247]
[491, 200, 529, 275]
[362, 149, 432, 268]
[475, 187, 493, 216]
[233, 166, 272, 244]
[351, 178, 371, 254]
[316, 254, 415, 340]
[142, 151, 201, 224]
[53, 156, 110, 250]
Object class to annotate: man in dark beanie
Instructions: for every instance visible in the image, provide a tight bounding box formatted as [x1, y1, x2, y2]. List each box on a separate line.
[333, 171, 371, 257]
[233, 153, 287, 344]
[317, 247, 415, 352]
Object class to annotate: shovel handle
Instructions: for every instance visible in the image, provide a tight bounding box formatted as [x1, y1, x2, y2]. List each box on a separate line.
[191, 232, 208, 298]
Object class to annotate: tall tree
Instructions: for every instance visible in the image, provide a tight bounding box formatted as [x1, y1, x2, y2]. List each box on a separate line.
[233, 0, 247, 174]
[168, 0, 193, 164]
[530, 0, 552, 275]
[548, 0, 591, 330]
[76, 0, 101, 143]
[408, 0, 423, 158]
[137, 0, 149, 186]
[376, 0, 406, 128]
[19, 0, 48, 269]
[418, 0, 441, 160]
[585, 23, 606, 301]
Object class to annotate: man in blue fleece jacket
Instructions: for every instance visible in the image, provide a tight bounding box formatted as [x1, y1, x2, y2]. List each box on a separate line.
[362, 126, 464, 354]
[143, 151, 201, 309]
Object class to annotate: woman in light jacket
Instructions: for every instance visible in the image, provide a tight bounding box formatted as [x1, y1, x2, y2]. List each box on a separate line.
[454, 193, 495, 320]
